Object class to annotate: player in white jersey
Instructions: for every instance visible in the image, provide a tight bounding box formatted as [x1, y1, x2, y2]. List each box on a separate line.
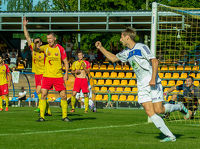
[95, 27, 190, 142]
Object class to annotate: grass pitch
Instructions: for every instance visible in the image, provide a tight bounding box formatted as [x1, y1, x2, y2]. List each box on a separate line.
[0, 107, 200, 149]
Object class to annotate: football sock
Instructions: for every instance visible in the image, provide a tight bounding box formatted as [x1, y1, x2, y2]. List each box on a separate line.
[46, 101, 51, 115]
[71, 96, 76, 110]
[5, 96, 8, 108]
[150, 114, 175, 138]
[40, 100, 46, 119]
[84, 97, 89, 112]
[61, 99, 68, 119]
[38, 93, 41, 109]
[0, 96, 2, 109]
[164, 103, 182, 113]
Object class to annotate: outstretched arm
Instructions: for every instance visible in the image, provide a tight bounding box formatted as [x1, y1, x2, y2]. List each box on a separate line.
[23, 17, 32, 47]
[95, 41, 119, 63]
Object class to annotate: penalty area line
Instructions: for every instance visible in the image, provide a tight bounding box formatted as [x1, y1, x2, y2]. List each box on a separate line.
[0, 122, 149, 136]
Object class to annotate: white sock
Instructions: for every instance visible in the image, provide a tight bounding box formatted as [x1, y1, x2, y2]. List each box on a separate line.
[164, 103, 182, 113]
[150, 114, 175, 138]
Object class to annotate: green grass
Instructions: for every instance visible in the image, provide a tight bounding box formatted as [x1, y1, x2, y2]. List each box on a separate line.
[0, 107, 200, 149]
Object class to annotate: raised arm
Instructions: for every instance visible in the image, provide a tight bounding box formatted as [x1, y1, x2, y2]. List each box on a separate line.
[95, 41, 119, 63]
[23, 17, 32, 47]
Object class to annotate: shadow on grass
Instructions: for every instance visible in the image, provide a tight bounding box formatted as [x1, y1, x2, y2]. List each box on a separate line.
[71, 117, 96, 121]
[156, 133, 183, 139]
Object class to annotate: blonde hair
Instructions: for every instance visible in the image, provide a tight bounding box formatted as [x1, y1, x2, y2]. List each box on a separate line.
[122, 27, 137, 41]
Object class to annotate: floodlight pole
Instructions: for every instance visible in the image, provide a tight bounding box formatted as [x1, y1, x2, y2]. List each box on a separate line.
[78, 0, 81, 49]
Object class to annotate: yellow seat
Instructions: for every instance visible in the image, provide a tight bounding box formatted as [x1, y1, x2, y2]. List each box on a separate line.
[116, 87, 123, 93]
[196, 73, 200, 79]
[124, 87, 131, 93]
[122, 65, 129, 70]
[108, 87, 115, 92]
[16, 64, 24, 69]
[194, 81, 199, 86]
[92, 80, 97, 85]
[94, 87, 99, 92]
[161, 65, 168, 71]
[121, 80, 128, 86]
[169, 66, 175, 71]
[164, 73, 172, 79]
[115, 65, 122, 70]
[158, 73, 164, 78]
[180, 73, 187, 79]
[101, 87, 107, 92]
[127, 95, 135, 101]
[105, 80, 112, 85]
[117, 72, 125, 78]
[99, 65, 107, 70]
[167, 80, 175, 86]
[164, 88, 170, 92]
[177, 66, 183, 71]
[172, 73, 179, 79]
[128, 80, 136, 86]
[165, 95, 172, 102]
[185, 66, 191, 71]
[192, 66, 199, 71]
[111, 95, 118, 101]
[161, 80, 167, 86]
[176, 80, 183, 85]
[90, 72, 94, 77]
[133, 73, 136, 78]
[172, 90, 179, 93]
[103, 95, 108, 101]
[102, 72, 110, 78]
[95, 72, 102, 78]
[158, 66, 160, 71]
[95, 95, 102, 101]
[92, 65, 99, 70]
[110, 72, 117, 78]
[125, 72, 133, 78]
[97, 79, 104, 85]
[135, 96, 138, 101]
[113, 80, 120, 85]
[132, 87, 138, 93]
[119, 95, 127, 101]
[107, 65, 114, 70]
[189, 73, 195, 78]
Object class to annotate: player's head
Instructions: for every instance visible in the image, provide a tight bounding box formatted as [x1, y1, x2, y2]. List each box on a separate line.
[185, 76, 194, 87]
[21, 86, 25, 91]
[77, 50, 84, 60]
[120, 27, 137, 46]
[0, 56, 3, 64]
[33, 37, 42, 51]
[47, 32, 57, 47]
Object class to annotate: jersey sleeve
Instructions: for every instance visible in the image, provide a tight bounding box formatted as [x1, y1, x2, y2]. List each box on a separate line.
[29, 43, 34, 52]
[84, 61, 91, 69]
[57, 44, 67, 61]
[141, 45, 155, 60]
[40, 45, 47, 53]
[71, 61, 76, 71]
[116, 49, 128, 63]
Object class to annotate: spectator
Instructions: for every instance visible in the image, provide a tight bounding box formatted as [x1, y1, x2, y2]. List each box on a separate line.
[88, 50, 96, 64]
[65, 40, 73, 59]
[18, 87, 27, 107]
[28, 92, 39, 107]
[9, 53, 17, 69]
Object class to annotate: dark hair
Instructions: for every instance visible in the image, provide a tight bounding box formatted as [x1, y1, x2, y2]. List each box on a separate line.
[33, 37, 42, 42]
[122, 27, 137, 41]
[186, 76, 194, 82]
[21, 87, 25, 90]
[47, 32, 56, 37]
[76, 50, 83, 55]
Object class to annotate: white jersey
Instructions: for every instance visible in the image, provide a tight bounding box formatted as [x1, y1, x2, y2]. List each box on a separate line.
[116, 43, 161, 91]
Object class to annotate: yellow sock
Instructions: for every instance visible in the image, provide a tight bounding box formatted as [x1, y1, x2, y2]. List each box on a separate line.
[40, 100, 46, 119]
[0, 96, 2, 109]
[5, 96, 9, 108]
[71, 96, 76, 110]
[38, 93, 41, 109]
[46, 101, 51, 115]
[61, 99, 68, 119]
[84, 97, 89, 112]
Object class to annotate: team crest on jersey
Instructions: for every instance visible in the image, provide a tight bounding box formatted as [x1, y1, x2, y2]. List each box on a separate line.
[55, 53, 58, 56]
[34, 53, 36, 56]
[48, 52, 51, 56]
[39, 56, 41, 58]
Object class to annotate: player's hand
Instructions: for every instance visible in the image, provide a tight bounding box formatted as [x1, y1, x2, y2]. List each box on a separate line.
[75, 69, 81, 75]
[23, 17, 28, 26]
[149, 79, 156, 87]
[95, 41, 102, 49]
[81, 62, 86, 69]
[63, 73, 68, 81]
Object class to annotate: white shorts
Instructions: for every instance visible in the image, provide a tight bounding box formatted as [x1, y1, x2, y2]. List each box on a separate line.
[138, 83, 164, 104]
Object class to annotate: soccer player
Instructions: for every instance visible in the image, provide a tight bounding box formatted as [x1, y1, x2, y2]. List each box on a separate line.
[23, 17, 52, 116]
[164, 76, 200, 119]
[0, 56, 11, 111]
[71, 51, 91, 113]
[38, 32, 69, 122]
[95, 27, 190, 142]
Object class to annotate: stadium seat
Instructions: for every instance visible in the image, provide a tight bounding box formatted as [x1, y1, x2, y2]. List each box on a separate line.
[177, 66, 183, 71]
[194, 81, 199, 86]
[164, 73, 172, 78]
[176, 80, 183, 86]
[167, 80, 175, 86]
[119, 95, 127, 101]
[105, 79, 112, 85]
[115, 65, 122, 70]
[158, 66, 160, 71]
[172, 90, 179, 94]
[184, 66, 191, 71]
[102, 72, 110, 78]
[111, 95, 118, 101]
[95, 95, 102, 101]
[92, 80, 97, 85]
[164, 88, 170, 92]
[101, 87, 108, 92]
[97, 79, 104, 85]
[95, 72, 102, 78]
[92, 65, 99, 70]
[127, 95, 135, 101]
[124, 87, 131, 93]
[16, 64, 24, 69]
[132, 87, 138, 93]
[117, 72, 125, 78]
[113, 80, 120, 85]
[161, 80, 168, 86]
[94, 87, 100, 92]
[122, 65, 129, 70]
[107, 65, 114, 70]
[135, 96, 138, 101]
[158, 73, 164, 78]
[103, 95, 108, 101]
[165, 96, 172, 102]
[192, 66, 199, 71]
[108, 87, 115, 92]
[168, 66, 175, 71]
[99, 65, 107, 70]
[189, 73, 196, 78]
[128, 80, 136, 86]
[196, 73, 200, 79]
[54, 97, 61, 102]
[180, 73, 187, 79]
[133, 73, 136, 78]
[90, 72, 94, 77]
[172, 73, 179, 79]
[121, 80, 128, 86]
[116, 87, 123, 93]
[125, 72, 133, 78]
[110, 72, 117, 78]
[161, 65, 168, 71]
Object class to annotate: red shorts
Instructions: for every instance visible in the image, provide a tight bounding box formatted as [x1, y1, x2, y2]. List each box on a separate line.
[0, 84, 9, 96]
[41, 77, 66, 91]
[35, 74, 43, 87]
[73, 78, 89, 93]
